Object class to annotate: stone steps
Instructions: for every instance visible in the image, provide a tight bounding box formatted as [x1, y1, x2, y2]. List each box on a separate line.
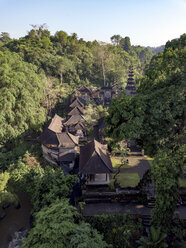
[142, 214, 151, 227]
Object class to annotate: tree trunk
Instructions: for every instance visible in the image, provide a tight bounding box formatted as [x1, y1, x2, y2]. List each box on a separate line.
[101, 57, 106, 86]
[60, 72, 63, 84]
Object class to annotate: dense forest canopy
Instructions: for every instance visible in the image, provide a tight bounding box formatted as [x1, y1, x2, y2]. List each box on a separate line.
[0, 49, 46, 144]
[1, 26, 153, 87]
[0, 26, 154, 147]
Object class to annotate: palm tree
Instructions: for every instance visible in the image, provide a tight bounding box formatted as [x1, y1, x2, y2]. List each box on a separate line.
[137, 226, 168, 248]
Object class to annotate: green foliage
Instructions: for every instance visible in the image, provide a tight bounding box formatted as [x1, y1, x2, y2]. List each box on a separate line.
[0, 171, 18, 213]
[83, 103, 107, 133]
[0, 171, 10, 191]
[179, 178, 186, 188]
[30, 166, 78, 212]
[123, 36, 131, 53]
[0, 32, 11, 43]
[106, 95, 145, 143]
[151, 146, 185, 230]
[22, 199, 76, 248]
[3, 26, 153, 89]
[168, 218, 186, 247]
[22, 199, 108, 248]
[106, 34, 185, 156]
[137, 226, 168, 248]
[69, 222, 109, 248]
[0, 50, 46, 144]
[105, 34, 186, 235]
[86, 214, 142, 248]
[9, 160, 78, 212]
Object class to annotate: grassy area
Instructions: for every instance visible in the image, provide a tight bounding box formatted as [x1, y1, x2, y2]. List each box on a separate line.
[144, 155, 154, 167]
[111, 157, 130, 169]
[116, 173, 140, 188]
[179, 178, 186, 188]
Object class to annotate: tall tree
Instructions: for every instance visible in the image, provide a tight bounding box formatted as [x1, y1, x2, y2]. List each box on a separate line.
[0, 32, 11, 43]
[110, 35, 122, 46]
[22, 199, 109, 248]
[123, 36, 131, 52]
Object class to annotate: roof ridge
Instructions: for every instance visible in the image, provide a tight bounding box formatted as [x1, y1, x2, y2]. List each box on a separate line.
[48, 114, 63, 132]
[68, 114, 84, 121]
[68, 106, 84, 114]
[94, 140, 112, 172]
[83, 150, 96, 171]
[67, 132, 79, 145]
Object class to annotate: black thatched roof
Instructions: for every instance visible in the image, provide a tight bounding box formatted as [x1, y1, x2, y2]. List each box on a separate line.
[68, 106, 84, 116]
[79, 139, 113, 174]
[126, 86, 136, 91]
[98, 117, 106, 130]
[77, 85, 92, 95]
[128, 77, 134, 81]
[58, 152, 75, 162]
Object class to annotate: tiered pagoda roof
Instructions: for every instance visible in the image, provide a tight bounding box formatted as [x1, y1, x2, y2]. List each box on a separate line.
[68, 106, 84, 116]
[64, 114, 85, 126]
[125, 66, 136, 96]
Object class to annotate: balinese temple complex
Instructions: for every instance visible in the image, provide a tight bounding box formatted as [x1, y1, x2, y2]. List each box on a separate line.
[125, 66, 136, 96]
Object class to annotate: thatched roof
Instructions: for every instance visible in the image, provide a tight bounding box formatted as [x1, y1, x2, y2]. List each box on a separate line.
[77, 85, 92, 95]
[69, 97, 85, 108]
[68, 106, 84, 116]
[56, 132, 79, 148]
[79, 139, 113, 174]
[40, 114, 79, 147]
[40, 114, 64, 145]
[64, 114, 85, 126]
[74, 122, 85, 131]
[48, 114, 64, 133]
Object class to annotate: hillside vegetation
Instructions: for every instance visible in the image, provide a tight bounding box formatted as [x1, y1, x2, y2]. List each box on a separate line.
[106, 33, 186, 244]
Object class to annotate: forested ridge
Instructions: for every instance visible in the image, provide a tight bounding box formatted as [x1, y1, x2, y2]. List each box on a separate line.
[0, 26, 185, 247]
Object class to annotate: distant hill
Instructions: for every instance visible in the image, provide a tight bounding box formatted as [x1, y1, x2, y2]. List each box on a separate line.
[147, 45, 165, 54]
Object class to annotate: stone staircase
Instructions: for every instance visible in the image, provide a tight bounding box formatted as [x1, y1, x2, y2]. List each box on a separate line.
[147, 197, 156, 208]
[142, 214, 151, 227]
